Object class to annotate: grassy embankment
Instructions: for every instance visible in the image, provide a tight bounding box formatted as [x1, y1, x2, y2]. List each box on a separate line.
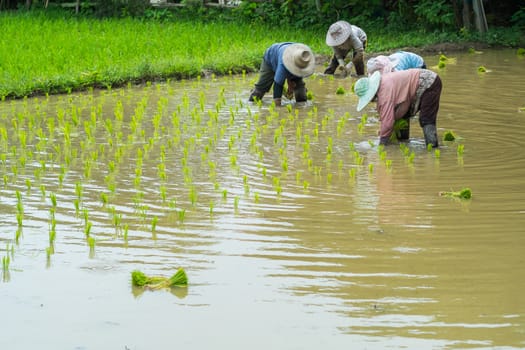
[1, 10, 522, 99]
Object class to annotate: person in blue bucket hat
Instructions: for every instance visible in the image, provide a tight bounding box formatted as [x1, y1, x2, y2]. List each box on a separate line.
[367, 51, 426, 75]
[354, 69, 442, 148]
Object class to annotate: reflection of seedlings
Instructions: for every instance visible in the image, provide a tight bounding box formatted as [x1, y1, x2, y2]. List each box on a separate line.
[123, 224, 129, 242]
[177, 209, 186, 223]
[295, 171, 301, 184]
[209, 200, 214, 216]
[85, 221, 92, 237]
[49, 209, 56, 245]
[439, 187, 472, 199]
[457, 144, 464, 156]
[15, 228, 22, 244]
[16, 191, 23, 228]
[2, 246, 10, 280]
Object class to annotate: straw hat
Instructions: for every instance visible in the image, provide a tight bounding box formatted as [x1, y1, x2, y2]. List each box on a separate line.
[366, 55, 398, 75]
[282, 43, 316, 78]
[355, 71, 381, 111]
[326, 20, 353, 47]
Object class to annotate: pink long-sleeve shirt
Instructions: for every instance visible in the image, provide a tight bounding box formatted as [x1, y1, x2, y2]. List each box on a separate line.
[376, 69, 421, 139]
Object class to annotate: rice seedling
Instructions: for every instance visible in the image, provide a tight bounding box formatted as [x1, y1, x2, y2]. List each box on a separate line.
[434, 149, 441, 158]
[439, 187, 472, 199]
[335, 86, 346, 95]
[131, 268, 188, 290]
[457, 144, 465, 156]
[177, 209, 186, 223]
[517, 48, 525, 56]
[477, 66, 487, 73]
[87, 236, 96, 255]
[151, 216, 158, 233]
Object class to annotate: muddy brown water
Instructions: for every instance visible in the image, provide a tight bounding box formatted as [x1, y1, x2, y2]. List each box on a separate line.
[0, 49, 524, 349]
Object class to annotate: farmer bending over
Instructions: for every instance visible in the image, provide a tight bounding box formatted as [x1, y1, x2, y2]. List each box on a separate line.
[324, 21, 367, 76]
[354, 69, 442, 148]
[249, 42, 315, 106]
[367, 51, 426, 75]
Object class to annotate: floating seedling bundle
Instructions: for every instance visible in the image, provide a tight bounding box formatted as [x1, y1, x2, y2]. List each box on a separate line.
[439, 187, 472, 199]
[131, 268, 188, 290]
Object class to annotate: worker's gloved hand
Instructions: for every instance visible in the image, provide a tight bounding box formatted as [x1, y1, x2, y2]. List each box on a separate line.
[336, 65, 350, 77]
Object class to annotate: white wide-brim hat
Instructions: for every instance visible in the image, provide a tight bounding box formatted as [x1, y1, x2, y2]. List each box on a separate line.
[355, 71, 381, 111]
[326, 20, 352, 47]
[282, 43, 316, 78]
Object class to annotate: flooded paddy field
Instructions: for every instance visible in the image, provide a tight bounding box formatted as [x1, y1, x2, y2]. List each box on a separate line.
[0, 49, 524, 349]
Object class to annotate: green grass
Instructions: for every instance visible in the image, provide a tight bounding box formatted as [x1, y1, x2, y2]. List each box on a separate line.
[0, 9, 522, 99]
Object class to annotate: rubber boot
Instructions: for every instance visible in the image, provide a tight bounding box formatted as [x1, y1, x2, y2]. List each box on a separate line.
[248, 89, 265, 102]
[423, 124, 439, 148]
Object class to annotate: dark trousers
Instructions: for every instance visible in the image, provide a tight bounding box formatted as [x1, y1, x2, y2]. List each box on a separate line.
[418, 76, 442, 127]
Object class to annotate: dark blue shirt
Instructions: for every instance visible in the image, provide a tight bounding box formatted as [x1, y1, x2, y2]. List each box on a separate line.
[263, 42, 299, 99]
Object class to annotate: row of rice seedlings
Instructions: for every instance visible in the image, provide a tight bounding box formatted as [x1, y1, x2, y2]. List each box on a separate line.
[1, 73, 468, 268]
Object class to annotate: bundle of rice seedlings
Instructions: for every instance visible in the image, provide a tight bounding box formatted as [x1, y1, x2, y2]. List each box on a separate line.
[439, 187, 472, 200]
[131, 268, 188, 289]
[442, 130, 456, 141]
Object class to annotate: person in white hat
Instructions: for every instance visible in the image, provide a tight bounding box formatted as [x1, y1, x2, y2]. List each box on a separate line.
[324, 20, 367, 76]
[249, 42, 316, 106]
[354, 69, 442, 148]
[367, 51, 426, 75]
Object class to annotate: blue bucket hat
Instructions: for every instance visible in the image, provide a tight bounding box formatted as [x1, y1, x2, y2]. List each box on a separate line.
[355, 71, 381, 111]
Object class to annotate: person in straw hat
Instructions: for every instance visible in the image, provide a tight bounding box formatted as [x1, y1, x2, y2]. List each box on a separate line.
[367, 51, 426, 76]
[249, 42, 316, 106]
[354, 69, 442, 148]
[324, 20, 367, 76]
